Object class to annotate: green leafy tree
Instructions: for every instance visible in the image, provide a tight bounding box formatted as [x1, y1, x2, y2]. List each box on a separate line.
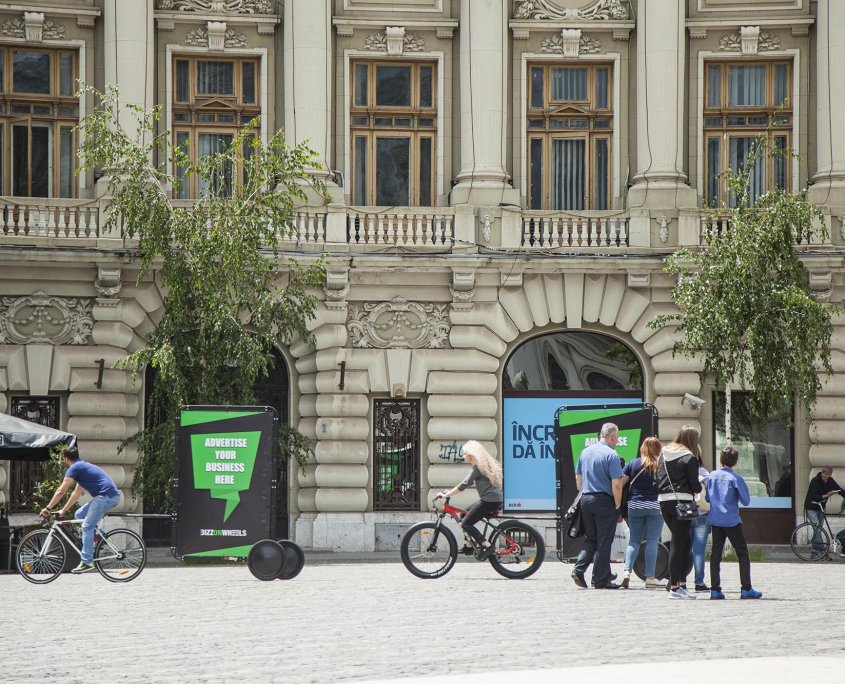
[650, 133, 836, 442]
[77, 86, 325, 506]
[33, 445, 78, 516]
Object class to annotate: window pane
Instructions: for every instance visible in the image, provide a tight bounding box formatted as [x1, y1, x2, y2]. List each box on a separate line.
[596, 68, 609, 109]
[729, 64, 766, 107]
[31, 126, 50, 198]
[594, 138, 608, 210]
[707, 137, 720, 207]
[0, 51, 4, 93]
[243, 136, 254, 187]
[708, 65, 721, 107]
[549, 120, 567, 129]
[197, 61, 235, 95]
[705, 117, 722, 127]
[13, 51, 51, 94]
[376, 65, 412, 107]
[529, 138, 543, 210]
[354, 64, 368, 107]
[175, 131, 190, 200]
[594, 119, 611, 129]
[59, 106, 77, 117]
[354, 136, 367, 206]
[530, 67, 544, 109]
[529, 119, 545, 129]
[196, 113, 215, 123]
[60, 127, 73, 198]
[60, 53, 73, 96]
[176, 60, 190, 102]
[551, 68, 588, 101]
[714, 392, 792, 507]
[774, 136, 788, 190]
[551, 138, 585, 211]
[774, 64, 788, 107]
[419, 66, 433, 108]
[418, 118, 434, 128]
[419, 137, 432, 206]
[570, 120, 589, 129]
[242, 62, 255, 104]
[375, 137, 410, 205]
[12, 125, 28, 196]
[217, 113, 235, 123]
[352, 116, 369, 126]
[198, 133, 233, 197]
[729, 136, 764, 206]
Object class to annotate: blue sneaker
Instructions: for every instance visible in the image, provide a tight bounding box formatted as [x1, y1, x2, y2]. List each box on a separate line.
[741, 588, 762, 599]
[710, 589, 725, 600]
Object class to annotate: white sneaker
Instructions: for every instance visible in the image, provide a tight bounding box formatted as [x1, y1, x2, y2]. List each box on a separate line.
[668, 587, 696, 600]
[645, 578, 666, 589]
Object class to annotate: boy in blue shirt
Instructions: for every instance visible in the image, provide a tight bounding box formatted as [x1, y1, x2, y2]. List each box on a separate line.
[706, 445, 762, 600]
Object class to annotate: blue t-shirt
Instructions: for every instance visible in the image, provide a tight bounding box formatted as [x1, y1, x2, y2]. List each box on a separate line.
[65, 460, 119, 498]
[706, 467, 750, 527]
[576, 441, 624, 496]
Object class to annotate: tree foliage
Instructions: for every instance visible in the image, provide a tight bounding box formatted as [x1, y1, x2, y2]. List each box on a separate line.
[33, 445, 78, 515]
[77, 86, 326, 505]
[650, 133, 836, 439]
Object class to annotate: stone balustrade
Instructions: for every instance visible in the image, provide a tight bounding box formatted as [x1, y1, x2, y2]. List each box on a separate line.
[0, 200, 105, 242]
[521, 211, 630, 249]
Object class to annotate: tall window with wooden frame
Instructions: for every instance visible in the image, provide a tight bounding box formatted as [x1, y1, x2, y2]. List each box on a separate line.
[350, 60, 436, 207]
[172, 55, 260, 199]
[527, 63, 612, 211]
[0, 47, 79, 198]
[704, 60, 792, 208]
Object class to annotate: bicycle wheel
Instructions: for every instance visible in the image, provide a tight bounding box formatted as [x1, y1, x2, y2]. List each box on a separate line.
[400, 522, 457, 579]
[94, 529, 147, 582]
[17, 530, 66, 584]
[488, 520, 545, 579]
[791, 522, 830, 561]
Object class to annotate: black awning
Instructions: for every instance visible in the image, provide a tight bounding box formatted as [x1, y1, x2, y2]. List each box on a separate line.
[0, 413, 76, 462]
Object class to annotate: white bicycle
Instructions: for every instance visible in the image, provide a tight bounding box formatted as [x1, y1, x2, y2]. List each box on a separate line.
[17, 512, 147, 584]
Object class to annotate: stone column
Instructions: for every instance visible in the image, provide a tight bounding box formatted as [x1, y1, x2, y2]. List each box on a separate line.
[628, 0, 695, 207]
[451, 0, 518, 205]
[808, 0, 845, 208]
[102, 0, 154, 140]
[283, 0, 342, 202]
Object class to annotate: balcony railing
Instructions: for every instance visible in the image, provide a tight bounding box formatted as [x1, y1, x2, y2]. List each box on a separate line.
[0, 200, 103, 241]
[699, 212, 826, 246]
[347, 208, 453, 248]
[521, 212, 629, 249]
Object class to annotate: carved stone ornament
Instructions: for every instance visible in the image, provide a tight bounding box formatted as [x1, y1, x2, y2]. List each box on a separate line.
[323, 268, 350, 301]
[809, 270, 833, 303]
[840, 215, 845, 242]
[347, 296, 450, 349]
[186, 25, 246, 48]
[364, 31, 425, 55]
[156, 0, 273, 13]
[541, 32, 601, 55]
[0, 291, 94, 346]
[1, 13, 66, 42]
[450, 271, 476, 304]
[659, 216, 669, 244]
[514, 0, 629, 21]
[719, 30, 780, 55]
[482, 215, 492, 243]
[95, 267, 123, 298]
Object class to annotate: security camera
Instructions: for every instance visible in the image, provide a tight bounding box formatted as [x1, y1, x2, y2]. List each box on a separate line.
[681, 393, 706, 410]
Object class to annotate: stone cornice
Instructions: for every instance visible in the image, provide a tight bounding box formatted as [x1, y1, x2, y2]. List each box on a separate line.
[509, 19, 634, 41]
[0, 3, 100, 28]
[154, 9, 278, 33]
[686, 16, 814, 38]
[332, 17, 458, 38]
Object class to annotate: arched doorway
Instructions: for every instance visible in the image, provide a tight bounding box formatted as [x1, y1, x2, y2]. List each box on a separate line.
[253, 348, 291, 538]
[502, 331, 643, 512]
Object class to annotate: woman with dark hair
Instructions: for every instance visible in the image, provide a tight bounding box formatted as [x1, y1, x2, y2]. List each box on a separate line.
[653, 425, 702, 600]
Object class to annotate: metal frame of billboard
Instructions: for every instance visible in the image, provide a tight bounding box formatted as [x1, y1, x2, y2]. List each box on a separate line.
[553, 402, 659, 562]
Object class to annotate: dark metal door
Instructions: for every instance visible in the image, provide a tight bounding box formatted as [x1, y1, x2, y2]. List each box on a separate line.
[9, 397, 60, 512]
[373, 399, 420, 511]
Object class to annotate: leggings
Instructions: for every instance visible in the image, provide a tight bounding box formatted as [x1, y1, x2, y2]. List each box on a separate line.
[660, 500, 693, 586]
[461, 500, 502, 544]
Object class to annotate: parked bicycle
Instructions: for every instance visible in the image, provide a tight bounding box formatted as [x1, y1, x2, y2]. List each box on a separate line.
[16, 512, 147, 584]
[791, 506, 844, 561]
[400, 497, 545, 579]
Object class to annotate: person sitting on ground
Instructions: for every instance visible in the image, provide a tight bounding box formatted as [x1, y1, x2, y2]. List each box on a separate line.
[803, 465, 845, 557]
[706, 445, 762, 600]
[436, 440, 503, 559]
[39, 446, 121, 574]
[621, 437, 665, 589]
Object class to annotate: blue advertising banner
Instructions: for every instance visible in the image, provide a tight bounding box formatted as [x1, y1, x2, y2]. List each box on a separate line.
[503, 397, 643, 511]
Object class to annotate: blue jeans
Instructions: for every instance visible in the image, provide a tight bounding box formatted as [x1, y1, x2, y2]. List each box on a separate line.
[807, 509, 827, 555]
[74, 494, 121, 563]
[690, 515, 711, 585]
[624, 507, 664, 577]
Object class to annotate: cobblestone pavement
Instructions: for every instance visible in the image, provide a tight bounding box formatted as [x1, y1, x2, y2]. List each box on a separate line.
[2, 559, 845, 684]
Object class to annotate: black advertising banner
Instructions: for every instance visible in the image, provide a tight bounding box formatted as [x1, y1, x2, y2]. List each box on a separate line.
[173, 406, 277, 560]
[554, 404, 657, 559]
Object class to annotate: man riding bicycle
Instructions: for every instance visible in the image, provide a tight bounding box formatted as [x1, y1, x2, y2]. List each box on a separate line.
[804, 465, 845, 557]
[39, 446, 121, 573]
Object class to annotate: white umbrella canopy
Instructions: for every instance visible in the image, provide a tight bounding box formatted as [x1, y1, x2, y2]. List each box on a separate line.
[0, 413, 76, 462]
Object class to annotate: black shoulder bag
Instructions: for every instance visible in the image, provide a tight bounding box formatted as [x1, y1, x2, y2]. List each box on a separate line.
[661, 454, 699, 520]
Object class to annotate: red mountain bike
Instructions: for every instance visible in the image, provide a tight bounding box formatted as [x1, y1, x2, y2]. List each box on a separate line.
[400, 497, 545, 579]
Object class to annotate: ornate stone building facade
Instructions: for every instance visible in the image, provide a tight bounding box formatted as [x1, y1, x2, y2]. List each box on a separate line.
[1, 0, 844, 550]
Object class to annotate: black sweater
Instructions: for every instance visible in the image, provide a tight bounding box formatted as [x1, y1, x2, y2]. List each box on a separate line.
[653, 447, 702, 499]
[804, 473, 844, 512]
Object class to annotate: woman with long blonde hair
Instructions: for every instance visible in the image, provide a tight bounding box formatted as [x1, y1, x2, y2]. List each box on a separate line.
[436, 440, 504, 558]
[620, 437, 665, 589]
